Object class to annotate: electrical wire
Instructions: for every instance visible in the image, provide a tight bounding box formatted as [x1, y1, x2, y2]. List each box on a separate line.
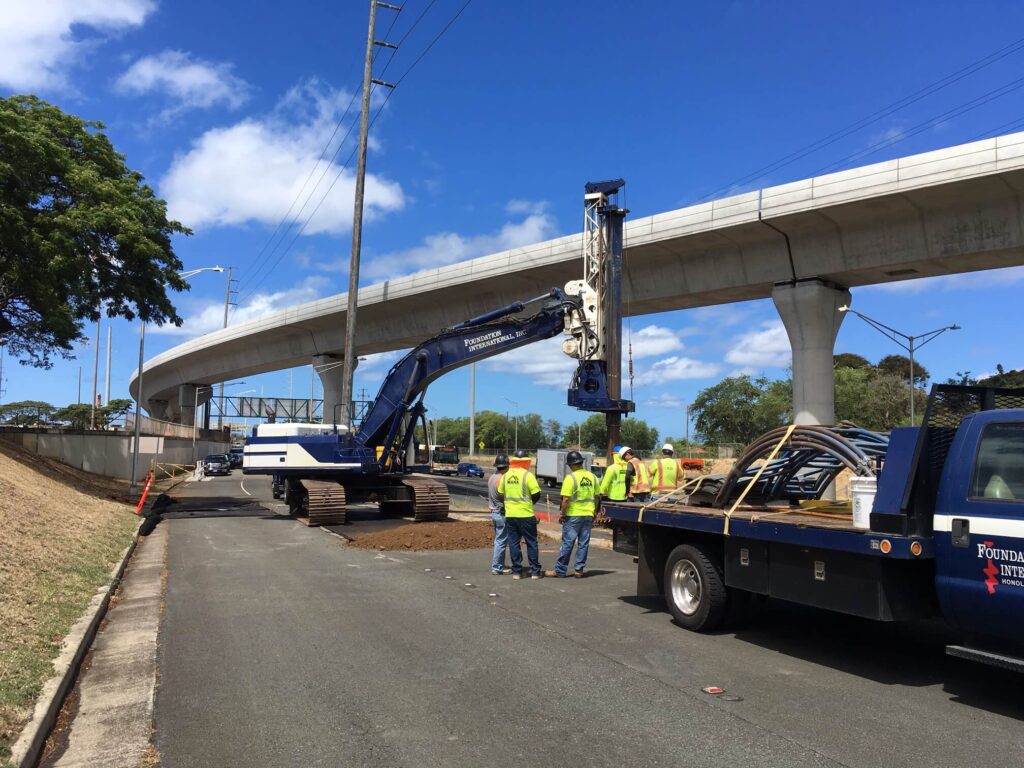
[237, 5, 407, 305]
[695, 34, 1024, 204]
[238, 0, 476, 303]
[812, 73, 1024, 175]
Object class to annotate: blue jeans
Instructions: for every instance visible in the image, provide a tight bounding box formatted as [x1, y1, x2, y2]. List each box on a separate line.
[505, 517, 541, 576]
[491, 511, 509, 572]
[554, 516, 593, 576]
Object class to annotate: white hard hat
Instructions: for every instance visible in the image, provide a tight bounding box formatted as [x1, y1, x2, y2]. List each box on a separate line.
[617, 446, 632, 458]
[662, 443, 674, 452]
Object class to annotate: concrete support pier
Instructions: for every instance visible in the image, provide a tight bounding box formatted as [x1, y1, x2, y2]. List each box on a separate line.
[772, 278, 850, 426]
[314, 354, 343, 424]
[178, 384, 197, 427]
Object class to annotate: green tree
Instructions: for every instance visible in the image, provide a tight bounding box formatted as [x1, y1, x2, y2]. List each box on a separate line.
[104, 398, 135, 425]
[474, 410, 512, 451]
[544, 419, 563, 447]
[0, 399, 54, 425]
[433, 416, 469, 447]
[620, 419, 659, 454]
[691, 375, 790, 445]
[516, 413, 546, 449]
[978, 364, 1024, 388]
[834, 352, 871, 369]
[53, 403, 93, 430]
[0, 95, 189, 367]
[876, 354, 929, 386]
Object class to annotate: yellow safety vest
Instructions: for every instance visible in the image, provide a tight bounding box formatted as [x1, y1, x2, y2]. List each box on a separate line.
[561, 468, 598, 517]
[649, 457, 678, 493]
[599, 462, 628, 501]
[498, 467, 539, 518]
[628, 457, 651, 494]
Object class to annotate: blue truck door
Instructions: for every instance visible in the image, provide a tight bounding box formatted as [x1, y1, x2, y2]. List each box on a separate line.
[934, 416, 1024, 643]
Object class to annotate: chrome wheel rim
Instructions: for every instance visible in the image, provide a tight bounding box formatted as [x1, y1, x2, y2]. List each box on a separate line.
[670, 558, 702, 616]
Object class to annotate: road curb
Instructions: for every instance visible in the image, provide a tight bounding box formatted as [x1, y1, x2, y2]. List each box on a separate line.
[9, 517, 144, 768]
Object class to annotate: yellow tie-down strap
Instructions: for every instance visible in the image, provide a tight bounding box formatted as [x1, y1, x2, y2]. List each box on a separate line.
[724, 423, 796, 536]
[638, 474, 708, 524]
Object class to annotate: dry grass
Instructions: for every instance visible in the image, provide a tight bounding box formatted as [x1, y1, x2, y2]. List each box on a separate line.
[0, 441, 139, 763]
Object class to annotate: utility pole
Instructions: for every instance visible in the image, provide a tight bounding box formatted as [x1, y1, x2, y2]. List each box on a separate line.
[90, 316, 101, 428]
[469, 363, 475, 453]
[217, 266, 236, 431]
[104, 325, 112, 408]
[340, 0, 399, 427]
[0, 338, 6, 403]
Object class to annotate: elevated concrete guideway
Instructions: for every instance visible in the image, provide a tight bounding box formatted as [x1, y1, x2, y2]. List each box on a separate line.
[134, 133, 1024, 423]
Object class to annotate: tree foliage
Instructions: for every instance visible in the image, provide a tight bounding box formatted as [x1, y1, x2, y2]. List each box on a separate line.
[978, 364, 1024, 389]
[691, 375, 791, 445]
[0, 95, 189, 367]
[51, 398, 135, 429]
[833, 352, 871, 369]
[577, 413, 658, 454]
[876, 354, 929, 385]
[0, 399, 54, 425]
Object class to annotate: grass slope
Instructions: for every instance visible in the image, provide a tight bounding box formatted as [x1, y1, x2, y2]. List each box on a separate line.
[0, 440, 138, 762]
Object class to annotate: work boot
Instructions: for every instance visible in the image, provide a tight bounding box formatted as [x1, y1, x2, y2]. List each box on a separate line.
[530, 573, 542, 580]
[511, 572, 522, 580]
[543, 570, 564, 578]
[573, 570, 586, 578]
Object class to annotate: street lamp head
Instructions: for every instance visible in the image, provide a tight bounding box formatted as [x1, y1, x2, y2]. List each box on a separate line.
[838, 305, 849, 313]
[951, 324, 962, 331]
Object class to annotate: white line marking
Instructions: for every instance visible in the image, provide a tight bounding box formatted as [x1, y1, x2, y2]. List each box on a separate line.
[240, 480, 251, 496]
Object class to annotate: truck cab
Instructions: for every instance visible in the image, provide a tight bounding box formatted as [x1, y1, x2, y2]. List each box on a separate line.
[934, 409, 1024, 655]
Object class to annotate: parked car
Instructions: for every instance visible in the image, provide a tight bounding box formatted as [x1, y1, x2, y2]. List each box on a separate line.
[456, 462, 485, 478]
[229, 446, 244, 468]
[203, 453, 232, 476]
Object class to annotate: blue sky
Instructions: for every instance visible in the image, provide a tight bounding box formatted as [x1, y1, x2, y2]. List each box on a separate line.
[2, 0, 1024, 441]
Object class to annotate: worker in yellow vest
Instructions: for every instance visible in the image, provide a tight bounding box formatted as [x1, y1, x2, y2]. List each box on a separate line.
[619, 446, 652, 501]
[649, 443, 680, 495]
[544, 451, 601, 578]
[599, 449, 629, 505]
[497, 451, 544, 579]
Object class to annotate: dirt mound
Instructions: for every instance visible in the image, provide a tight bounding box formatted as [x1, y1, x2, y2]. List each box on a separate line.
[348, 520, 493, 551]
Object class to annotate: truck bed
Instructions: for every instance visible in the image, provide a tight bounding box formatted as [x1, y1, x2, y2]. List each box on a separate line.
[602, 498, 933, 559]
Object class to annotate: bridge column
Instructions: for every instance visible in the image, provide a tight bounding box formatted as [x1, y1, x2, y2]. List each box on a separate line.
[772, 278, 850, 426]
[178, 384, 197, 427]
[314, 354, 343, 424]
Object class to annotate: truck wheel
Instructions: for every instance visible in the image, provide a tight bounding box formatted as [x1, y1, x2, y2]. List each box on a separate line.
[663, 544, 728, 631]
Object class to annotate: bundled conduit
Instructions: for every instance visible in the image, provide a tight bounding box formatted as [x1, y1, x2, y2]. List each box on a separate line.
[685, 426, 889, 509]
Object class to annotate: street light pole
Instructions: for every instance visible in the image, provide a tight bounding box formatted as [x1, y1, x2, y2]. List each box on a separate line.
[504, 397, 518, 453]
[685, 403, 691, 459]
[130, 266, 223, 493]
[838, 306, 960, 426]
[218, 266, 234, 432]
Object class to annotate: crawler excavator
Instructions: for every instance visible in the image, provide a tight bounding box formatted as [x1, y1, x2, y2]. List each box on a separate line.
[242, 181, 634, 524]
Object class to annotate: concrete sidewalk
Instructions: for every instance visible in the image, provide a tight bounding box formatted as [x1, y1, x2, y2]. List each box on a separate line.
[42, 525, 166, 767]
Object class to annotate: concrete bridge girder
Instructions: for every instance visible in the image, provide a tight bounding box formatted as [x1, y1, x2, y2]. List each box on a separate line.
[128, 134, 1024, 422]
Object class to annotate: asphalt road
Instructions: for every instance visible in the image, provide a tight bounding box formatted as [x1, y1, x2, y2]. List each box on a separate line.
[154, 472, 1024, 767]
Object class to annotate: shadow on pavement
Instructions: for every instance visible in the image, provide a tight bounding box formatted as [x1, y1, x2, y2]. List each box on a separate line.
[159, 496, 280, 520]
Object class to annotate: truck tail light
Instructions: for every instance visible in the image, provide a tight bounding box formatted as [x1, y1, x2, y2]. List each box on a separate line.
[910, 541, 923, 557]
[879, 539, 892, 554]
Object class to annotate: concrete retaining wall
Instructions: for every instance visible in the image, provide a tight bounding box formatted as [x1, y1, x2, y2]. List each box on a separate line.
[0, 428, 230, 480]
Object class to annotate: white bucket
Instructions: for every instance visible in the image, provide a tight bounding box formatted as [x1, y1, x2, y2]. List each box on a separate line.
[849, 476, 877, 530]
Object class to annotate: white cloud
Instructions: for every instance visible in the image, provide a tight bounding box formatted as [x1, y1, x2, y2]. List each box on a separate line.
[627, 325, 686, 359]
[152, 276, 329, 337]
[638, 356, 722, 384]
[504, 199, 547, 215]
[115, 50, 249, 114]
[643, 393, 684, 409]
[483, 336, 576, 387]
[364, 206, 557, 280]
[724, 320, 791, 368]
[160, 81, 404, 233]
[0, 0, 154, 90]
[867, 266, 1024, 294]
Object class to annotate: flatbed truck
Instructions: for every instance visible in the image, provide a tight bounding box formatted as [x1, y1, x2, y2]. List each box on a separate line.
[603, 385, 1024, 672]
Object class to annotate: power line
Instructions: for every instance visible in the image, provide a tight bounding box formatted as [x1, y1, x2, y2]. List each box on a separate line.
[238, 0, 475, 304]
[695, 34, 1024, 203]
[812, 73, 1024, 175]
[237, 6, 407, 302]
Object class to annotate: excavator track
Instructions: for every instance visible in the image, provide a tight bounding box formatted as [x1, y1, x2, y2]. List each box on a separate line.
[401, 476, 450, 522]
[292, 479, 347, 526]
